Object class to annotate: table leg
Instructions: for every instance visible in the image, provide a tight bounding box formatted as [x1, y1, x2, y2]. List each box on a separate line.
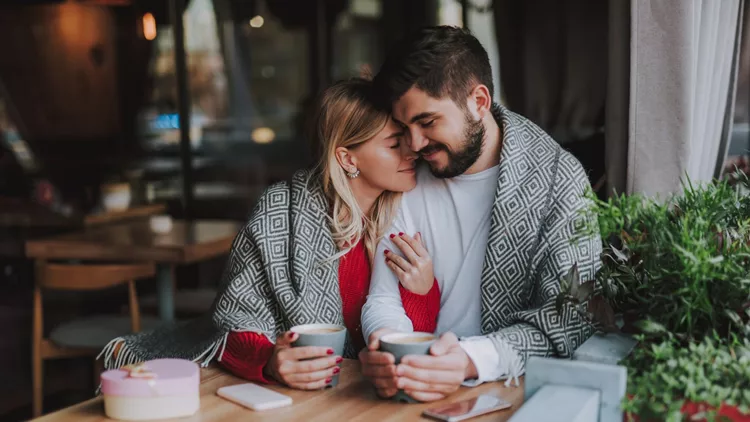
[156, 264, 176, 322]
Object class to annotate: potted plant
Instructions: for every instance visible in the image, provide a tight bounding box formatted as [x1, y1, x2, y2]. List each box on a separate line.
[557, 173, 750, 421]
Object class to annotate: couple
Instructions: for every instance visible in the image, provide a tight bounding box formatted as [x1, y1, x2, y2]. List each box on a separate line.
[101, 26, 601, 402]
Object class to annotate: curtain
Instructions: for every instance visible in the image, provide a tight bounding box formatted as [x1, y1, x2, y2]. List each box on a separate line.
[493, 0, 608, 194]
[493, 0, 608, 145]
[625, 0, 744, 197]
[605, 0, 631, 196]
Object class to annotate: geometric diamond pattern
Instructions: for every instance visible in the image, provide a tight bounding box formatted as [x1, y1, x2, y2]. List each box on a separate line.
[99, 171, 356, 370]
[480, 105, 602, 368]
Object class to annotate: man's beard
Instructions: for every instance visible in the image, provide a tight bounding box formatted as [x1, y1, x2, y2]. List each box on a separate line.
[422, 112, 485, 179]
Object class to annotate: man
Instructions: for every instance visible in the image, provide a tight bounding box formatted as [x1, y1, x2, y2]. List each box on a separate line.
[359, 26, 602, 402]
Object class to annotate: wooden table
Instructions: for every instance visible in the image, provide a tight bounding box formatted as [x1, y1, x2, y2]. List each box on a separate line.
[35, 360, 524, 422]
[83, 204, 167, 227]
[25, 219, 241, 321]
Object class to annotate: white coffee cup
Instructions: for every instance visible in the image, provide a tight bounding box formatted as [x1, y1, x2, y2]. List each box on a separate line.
[150, 215, 173, 234]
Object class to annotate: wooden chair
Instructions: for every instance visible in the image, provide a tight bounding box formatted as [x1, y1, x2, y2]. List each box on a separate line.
[31, 261, 162, 417]
[138, 266, 217, 317]
[139, 288, 218, 317]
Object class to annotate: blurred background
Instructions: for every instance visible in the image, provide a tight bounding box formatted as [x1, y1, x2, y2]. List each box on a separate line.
[0, 0, 748, 420]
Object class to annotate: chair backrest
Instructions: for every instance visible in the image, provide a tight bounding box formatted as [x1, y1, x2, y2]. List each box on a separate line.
[35, 261, 156, 290]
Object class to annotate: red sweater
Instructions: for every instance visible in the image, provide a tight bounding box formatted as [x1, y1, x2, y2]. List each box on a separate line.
[219, 239, 440, 383]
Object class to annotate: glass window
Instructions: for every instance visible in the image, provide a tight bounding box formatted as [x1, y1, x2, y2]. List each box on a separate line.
[438, 0, 500, 101]
[196, 0, 312, 218]
[0, 93, 37, 174]
[131, 0, 398, 219]
[332, 0, 383, 80]
[721, 7, 750, 183]
[133, 0, 312, 218]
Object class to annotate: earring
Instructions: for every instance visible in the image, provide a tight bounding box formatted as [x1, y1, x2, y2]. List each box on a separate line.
[347, 169, 360, 179]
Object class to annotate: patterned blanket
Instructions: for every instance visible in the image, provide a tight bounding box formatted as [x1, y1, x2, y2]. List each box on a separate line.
[476, 105, 601, 365]
[99, 170, 356, 370]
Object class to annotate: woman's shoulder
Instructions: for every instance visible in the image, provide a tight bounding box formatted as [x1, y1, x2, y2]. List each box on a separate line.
[247, 169, 322, 220]
[257, 169, 318, 200]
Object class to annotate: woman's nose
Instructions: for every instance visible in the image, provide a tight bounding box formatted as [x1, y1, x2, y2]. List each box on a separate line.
[400, 141, 418, 160]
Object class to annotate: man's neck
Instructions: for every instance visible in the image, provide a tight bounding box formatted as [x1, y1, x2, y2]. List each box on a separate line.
[463, 113, 502, 175]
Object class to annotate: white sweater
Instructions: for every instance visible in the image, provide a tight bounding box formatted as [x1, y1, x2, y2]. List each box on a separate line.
[361, 164, 522, 386]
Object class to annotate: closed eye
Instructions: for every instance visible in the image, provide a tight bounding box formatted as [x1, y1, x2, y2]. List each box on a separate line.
[420, 119, 436, 129]
[389, 132, 405, 149]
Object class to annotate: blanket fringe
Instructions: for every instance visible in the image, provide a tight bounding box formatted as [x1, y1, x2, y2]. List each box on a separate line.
[97, 332, 231, 371]
[497, 341, 524, 388]
[94, 333, 230, 396]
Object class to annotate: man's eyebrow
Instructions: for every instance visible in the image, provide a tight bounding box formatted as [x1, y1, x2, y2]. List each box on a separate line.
[409, 112, 438, 124]
[391, 117, 408, 129]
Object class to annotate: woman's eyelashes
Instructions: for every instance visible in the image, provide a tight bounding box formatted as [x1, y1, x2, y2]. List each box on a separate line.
[390, 133, 405, 149]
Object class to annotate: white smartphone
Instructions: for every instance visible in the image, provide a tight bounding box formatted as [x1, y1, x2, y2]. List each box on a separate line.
[216, 383, 293, 411]
[422, 394, 512, 422]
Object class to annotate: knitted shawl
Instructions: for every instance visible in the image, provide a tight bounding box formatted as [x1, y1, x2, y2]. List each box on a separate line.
[99, 170, 357, 370]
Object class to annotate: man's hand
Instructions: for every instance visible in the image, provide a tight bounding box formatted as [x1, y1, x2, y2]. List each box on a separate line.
[396, 332, 476, 402]
[359, 329, 398, 398]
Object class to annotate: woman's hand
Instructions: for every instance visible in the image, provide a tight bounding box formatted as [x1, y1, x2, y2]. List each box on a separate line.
[263, 331, 342, 390]
[384, 232, 435, 295]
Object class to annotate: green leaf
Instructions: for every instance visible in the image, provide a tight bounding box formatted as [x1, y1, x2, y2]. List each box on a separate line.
[674, 244, 699, 263]
[611, 245, 629, 262]
[564, 263, 580, 297]
[588, 295, 618, 332]
[555, 293, 566, 315]
[708, 255, 725, 265]
[574, 280, 595, 302]
[634, 319, 668, 335]
[724, 310, 743, 327]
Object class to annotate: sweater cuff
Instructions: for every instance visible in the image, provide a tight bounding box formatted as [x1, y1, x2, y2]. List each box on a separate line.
[399, 279, 441, 333]
[459, 336, 523, 388]
[218, 331, 276, 384]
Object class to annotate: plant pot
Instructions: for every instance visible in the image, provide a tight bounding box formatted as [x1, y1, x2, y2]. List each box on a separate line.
[624, 397, 748, 421]
[679, 401, 747, 422]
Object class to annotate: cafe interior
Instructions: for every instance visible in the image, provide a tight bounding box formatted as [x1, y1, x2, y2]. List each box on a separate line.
[0, 0, 749, 420]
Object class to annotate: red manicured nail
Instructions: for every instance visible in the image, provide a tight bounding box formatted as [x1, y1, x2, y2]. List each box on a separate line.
[327, 349, 334, 355]
[384, 249, 390, 255]
[333, 367, 340, 374]
[336, 357, 343, 363]
[389, 234, 395, 239]
[398, 232, 404, 236]
[325, 378, 333, 383]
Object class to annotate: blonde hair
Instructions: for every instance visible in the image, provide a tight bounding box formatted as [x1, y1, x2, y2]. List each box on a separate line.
[311, 78, 402, 261]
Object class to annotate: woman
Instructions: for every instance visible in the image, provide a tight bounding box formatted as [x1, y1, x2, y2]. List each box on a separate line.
[100, 78, 439, 391]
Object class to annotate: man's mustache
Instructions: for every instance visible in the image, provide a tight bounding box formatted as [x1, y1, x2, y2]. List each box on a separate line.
[419, 143, 447, 156]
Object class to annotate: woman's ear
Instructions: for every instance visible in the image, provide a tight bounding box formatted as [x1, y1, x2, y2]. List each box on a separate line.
[335, 146, 358, 174]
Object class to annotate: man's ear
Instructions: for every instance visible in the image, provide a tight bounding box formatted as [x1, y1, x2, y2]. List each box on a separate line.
[468, 85, 492, 120]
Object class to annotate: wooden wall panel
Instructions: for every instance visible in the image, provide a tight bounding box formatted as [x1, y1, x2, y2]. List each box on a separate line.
[0, 3, 120, 142]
